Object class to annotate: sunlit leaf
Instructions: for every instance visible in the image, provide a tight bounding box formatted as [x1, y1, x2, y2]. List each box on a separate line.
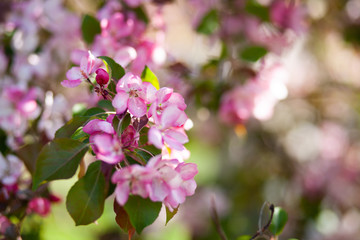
[270, 207, 288, 235]
[66, 161, 106, 226]
[236, 235, 251, 240]
[141, 66, 160, 90]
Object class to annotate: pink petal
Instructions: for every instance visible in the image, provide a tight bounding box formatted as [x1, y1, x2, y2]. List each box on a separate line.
[160, 106, 182, 128]
[128, 97, 147, 117]
[148, 127, 163, 149]
[115, 182, 130, 205]
[66, 67, 81, 80]
[112, 91, 129, 114]
[176, 163, 198, 180]
[149, 178, 169, 202]
[157, 87, 173, 103]
[182, 179, 197, 196]
[164, 129, 188, 144]
[167, 93, 186, 110]
[141, 82, 157, 104]
[61, 79, 82, 88]
[163, 134, 185, 151]
[83, 119, 115, 135]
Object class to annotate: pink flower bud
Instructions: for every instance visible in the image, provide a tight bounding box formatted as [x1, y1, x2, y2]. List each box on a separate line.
[95, 68, 110, 85]
[27, 197, 51, 217]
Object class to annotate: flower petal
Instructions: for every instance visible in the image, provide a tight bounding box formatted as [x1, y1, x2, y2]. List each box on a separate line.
[61, 79, 82, 88]
[128, 97, 147, 117]
[112, 91, 129, 115]
[83, 119, 115, 135]
[148, 127, 163, 149]
[66, 67, 81, 80]
[114, 182, 130, 206]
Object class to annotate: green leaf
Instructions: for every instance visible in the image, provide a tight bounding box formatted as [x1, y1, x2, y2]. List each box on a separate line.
[81, 14, 101, 44]
[16, 143, 42, 175]
[240, 46, 267, 62]
[55, 116, 89, 139]
[245, 0, 269, 21]
[66, 161, 106, 225]
[97, 99, 115, 111]
[33, 139, 89, 190]
[196, 9, 219, 35]
[98, 56, 125, 81]
[270, 207, 288, 235]
[124, 195, 162, 233]
[236, 236, 251, 240]
[55, 108, 106, 139]
[71, 127, 88, 141]
[165, 206, 178, 225]
[141, 66, 160, 90]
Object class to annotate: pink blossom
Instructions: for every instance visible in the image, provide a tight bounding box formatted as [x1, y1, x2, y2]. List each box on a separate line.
[219, 63, 289, 124]
[112, 155, 198, 209]
[27, 197, 51, 217]
[148, 87, 187, 123]
[83, 119, 124, 164]
[0, 85, 41, 144]
[131, 41, 166, 76]
[112, 72, 156, 117]
[270, 0, 307, 34]
[112, 165, 153, 205]
[0, 215, 11, 235]
[90, 134, 125, 164]
[148, 106, 189, 151]
[61, 51, 96, 88]
[0, 154, 23, 186]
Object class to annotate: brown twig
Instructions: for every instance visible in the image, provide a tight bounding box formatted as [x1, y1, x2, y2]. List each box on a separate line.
[250, 203, 275, 240]
[210, 197, 228, 240]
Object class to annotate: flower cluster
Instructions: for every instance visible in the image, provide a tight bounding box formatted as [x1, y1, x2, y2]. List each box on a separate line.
[77, 69, 197, 210]
[219, 63, 289, 124]
[112, 155, 197, 211]
[0, 85, 41, 148]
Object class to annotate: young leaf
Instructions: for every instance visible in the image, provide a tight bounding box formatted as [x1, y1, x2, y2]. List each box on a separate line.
[141, 66, 160, 90]
[66, 161, 106, 226]
[165, 206, 178, 225]
[240, 46, 267, 62]
[33, 138, 89, 190]
[124, 195, 162, 233]
[98, 56, 125, 81]
[269, 207, 288, 235]
[81, 14, 101, 44]
[196, 9, 219, 35]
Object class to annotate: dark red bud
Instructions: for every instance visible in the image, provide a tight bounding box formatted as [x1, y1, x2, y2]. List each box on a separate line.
[95, 68, 109, 85]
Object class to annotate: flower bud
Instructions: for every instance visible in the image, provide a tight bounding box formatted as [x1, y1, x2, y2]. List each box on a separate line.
[27, 197, 51, 217]
[95, 68, 109, 85]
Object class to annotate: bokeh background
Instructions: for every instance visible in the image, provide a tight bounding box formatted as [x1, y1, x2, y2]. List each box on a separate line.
[2, 0, 360, 240]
